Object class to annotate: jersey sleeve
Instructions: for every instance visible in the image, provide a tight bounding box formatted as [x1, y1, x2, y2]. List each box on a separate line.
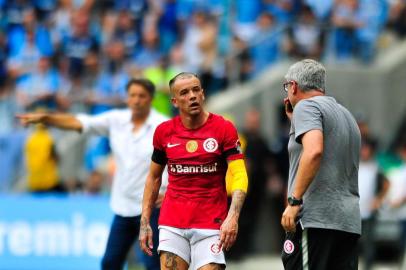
[222, 120, 244, 161]
[151, 123, 168, 165]
[76, 111, 112, 136]
[292, 100, 323, 144]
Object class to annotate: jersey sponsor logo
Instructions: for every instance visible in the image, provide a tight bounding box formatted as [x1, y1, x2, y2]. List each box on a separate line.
[203, 138, 218, 153]
[186, 140, 198, 153]
[210, 243, 221, 255]
[283, 239, 295, 254]
[169, 163, 218, 174]
[167, 143, 181, 148]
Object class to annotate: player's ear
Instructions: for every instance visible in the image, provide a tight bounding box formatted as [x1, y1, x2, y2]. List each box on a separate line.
[202, 89, 205, 101]
[171, 97, 178, 108]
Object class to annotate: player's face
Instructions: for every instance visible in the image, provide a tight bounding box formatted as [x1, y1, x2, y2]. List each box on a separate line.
[126, 83, 152, 117]
[171, 77, 205, 116]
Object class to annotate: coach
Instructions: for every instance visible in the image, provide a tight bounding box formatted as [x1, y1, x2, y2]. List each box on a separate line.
[280, 59, 361, 270]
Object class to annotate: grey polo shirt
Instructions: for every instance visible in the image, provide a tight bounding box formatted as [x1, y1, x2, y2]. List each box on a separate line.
[288, 96, 361, 235]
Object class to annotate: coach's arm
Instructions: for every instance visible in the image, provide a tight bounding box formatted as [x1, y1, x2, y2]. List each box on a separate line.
[16, 112, 83, 132]
[281, 129, 323, 232]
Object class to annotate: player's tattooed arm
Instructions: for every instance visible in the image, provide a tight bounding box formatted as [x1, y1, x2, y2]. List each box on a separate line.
[139, 162, 164, 256]
[229, 190, 246, 216]
[220, 190, 246, 251]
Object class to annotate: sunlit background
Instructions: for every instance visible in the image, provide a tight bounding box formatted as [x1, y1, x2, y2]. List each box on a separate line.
[1, 0, 406, 269]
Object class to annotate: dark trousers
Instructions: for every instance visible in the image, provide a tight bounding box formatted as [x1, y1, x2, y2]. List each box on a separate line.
[360, 218, 376, 270]
[101, 208, 160, 270]
[282, 226, 359, 270]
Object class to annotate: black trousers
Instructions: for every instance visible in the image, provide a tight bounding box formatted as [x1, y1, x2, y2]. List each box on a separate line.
[101, 208, 160, 270]
[282, 226, 359, 270]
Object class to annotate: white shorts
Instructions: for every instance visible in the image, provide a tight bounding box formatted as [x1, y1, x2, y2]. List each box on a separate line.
[158, 226, 226, 270]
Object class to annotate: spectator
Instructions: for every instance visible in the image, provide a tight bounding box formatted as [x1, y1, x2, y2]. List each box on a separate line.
[250, 12, 281, 76]
[286, 5, 324, 59]
[50, 0, 74, 46]
[15, 56, 61, 112]
[304, 0, 334, 21]
[386, 141, 406, 268]
[3, 0, 34, 30]
[356, 0, 389, 63]
[133, 26, 163, 70]
[331, 0, 363, 61]
[8, 8, 53, 57]
[263, 0, 296, 24]
[24, 121, 63, 193]
[113, 10, 140, 58]
[0, 82, 25, 191]
[388, 0, 406, 38]
[90, 40, 129, 114]
[33, 0, 58, 22]
[233, 0, 263, 42]
[358, 137, 390, 270]
[60, 9, 99, 79]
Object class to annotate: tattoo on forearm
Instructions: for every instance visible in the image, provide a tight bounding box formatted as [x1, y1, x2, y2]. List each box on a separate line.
[140, 217, 150, 235]
[164, 252, 178, 269]
[230, 190, 246, 215]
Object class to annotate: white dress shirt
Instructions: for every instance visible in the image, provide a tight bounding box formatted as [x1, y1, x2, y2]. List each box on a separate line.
[77, 108, 168, 217]
[358, 160, 379, 219]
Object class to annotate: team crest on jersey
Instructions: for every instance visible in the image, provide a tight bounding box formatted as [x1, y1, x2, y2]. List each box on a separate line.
[283, 240, 295, 254]
[186, 140, 198, 153]
[210, 243, 221, 255]
[203, 138, 218, 153]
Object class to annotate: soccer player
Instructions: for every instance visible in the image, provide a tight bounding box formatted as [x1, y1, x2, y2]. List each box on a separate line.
[139, 72, 248, 270]
[17, 78, 167, 270]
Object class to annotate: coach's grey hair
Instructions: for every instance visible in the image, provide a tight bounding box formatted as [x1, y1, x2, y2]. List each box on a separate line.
[284, 59, 326, 92]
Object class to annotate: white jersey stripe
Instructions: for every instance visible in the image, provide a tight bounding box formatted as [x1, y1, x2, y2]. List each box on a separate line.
[302, 228, 309, 270]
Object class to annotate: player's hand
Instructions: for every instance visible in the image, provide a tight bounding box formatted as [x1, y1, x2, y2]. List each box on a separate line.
[281, 205, 301, 232]
[15, 113, 45, 126]
[219, 214, 238, 251]
[139, 217, 153, 256]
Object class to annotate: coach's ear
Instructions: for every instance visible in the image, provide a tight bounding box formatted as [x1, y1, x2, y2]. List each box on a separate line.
[171, 97, 178, 108]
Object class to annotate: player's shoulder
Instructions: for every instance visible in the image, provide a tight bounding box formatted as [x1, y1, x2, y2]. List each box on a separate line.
[209, 113, 236, 129]
[210, 113, 232, 124]
[155, 115, 177, 133]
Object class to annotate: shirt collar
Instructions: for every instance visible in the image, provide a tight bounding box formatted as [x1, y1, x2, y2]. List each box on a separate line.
[124, 108, 156, 128]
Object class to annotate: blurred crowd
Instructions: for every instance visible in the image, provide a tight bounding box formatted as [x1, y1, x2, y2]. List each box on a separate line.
[2, 0, 406, 265]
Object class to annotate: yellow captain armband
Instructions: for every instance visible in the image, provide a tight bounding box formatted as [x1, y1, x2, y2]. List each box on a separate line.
[225, 159, 248, 196]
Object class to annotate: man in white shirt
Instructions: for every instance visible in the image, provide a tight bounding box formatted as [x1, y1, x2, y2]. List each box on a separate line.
[17, 78, 168, 270]
[358, 137, 389, 270]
